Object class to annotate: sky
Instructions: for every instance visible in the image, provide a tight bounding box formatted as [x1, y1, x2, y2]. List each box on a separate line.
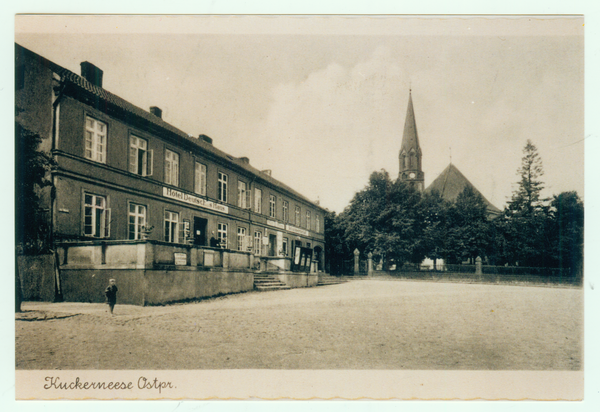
[15, 15, 584, 213]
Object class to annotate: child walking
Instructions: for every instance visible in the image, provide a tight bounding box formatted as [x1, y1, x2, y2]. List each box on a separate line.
[105, 278, 118, 315]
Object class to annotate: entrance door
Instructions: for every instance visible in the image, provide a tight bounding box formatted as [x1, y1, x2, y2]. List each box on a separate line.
[268, 234, 277, 256]
[193, 217, 208, 246]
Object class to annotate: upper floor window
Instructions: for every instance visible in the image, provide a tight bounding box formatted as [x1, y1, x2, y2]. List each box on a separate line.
[282, 200, 289, 222]
[306, 210, 311, 230]
[218, 172, 228, 202]
[165, 149, 179, 186]
[85, 116, 107, 163]
[295, 206, 301, 227]
[238, 181, 248, 209]
[164, 210, 179, 243]
[269, 195, 277, 218]
[316, 214, 320, 233]
[195, 162, 207, 196]
[84, 193, 110, 238]
[255, 188, 262, 214]
[129, 136, 153, 176]
[128, 203, 147, 240]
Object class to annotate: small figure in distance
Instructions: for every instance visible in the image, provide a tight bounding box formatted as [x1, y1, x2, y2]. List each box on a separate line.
[105, 278, 118, 316]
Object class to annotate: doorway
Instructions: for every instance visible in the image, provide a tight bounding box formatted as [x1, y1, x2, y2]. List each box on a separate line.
[268, 234, 277, 256]
[193, 217, 208, 246]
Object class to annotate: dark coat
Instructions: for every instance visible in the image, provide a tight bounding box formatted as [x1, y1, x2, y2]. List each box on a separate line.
[105, 284, 118, 304]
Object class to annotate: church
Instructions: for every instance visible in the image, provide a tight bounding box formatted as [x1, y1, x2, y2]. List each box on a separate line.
[398, 91, 501, 217]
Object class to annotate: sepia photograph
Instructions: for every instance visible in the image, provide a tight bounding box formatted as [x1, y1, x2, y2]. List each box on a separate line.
[13, 13, 588, 401]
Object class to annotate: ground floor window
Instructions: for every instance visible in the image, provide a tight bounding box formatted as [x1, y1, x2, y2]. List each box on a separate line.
[84, 193, 110, 238]
[254, 231, 262, 255]
[237, 227, 247, 251]
[218, 223, 228, 249]
[282, 237, 288, 256]
[128, 203, 147, 240]
[164, 210, 179, 243]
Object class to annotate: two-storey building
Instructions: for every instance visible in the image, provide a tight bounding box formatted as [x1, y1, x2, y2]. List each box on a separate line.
[16, 43, 326, 288]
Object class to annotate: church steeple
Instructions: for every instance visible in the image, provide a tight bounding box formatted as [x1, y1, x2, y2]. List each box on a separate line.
[399, 90, 425, 191]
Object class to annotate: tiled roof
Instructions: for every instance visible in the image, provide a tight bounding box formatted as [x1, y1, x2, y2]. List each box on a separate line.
[18, 43, 321, 210]
[426, 163, 501, 216]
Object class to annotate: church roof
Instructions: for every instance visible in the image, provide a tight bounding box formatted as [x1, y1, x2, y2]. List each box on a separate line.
[426, 163, 501, 216]
[400, 91, 421, 155]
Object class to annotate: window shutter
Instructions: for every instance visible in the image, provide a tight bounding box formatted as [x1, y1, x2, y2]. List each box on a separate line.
[129, 147, 136, 173]
[146, 149, 153, 176]
[104, 208, 111, 238]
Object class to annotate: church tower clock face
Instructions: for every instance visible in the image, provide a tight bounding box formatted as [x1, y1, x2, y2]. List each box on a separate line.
[409, 172, 416, 179]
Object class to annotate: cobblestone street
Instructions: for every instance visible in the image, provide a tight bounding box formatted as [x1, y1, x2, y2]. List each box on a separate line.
[16, 279, 582, 370]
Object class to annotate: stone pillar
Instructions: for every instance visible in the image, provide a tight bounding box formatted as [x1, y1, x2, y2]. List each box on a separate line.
[222, 250, 229, 269]
[368, 252, 373, 276]
[249, 253, 254, 270]
[475, 256, 482, 275]
[353, 248, 360, 275]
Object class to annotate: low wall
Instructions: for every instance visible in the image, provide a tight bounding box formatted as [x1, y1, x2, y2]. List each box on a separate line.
[17, 254, 56, 302]
[59, 269, 146, 305]
[370, 270, 582, 286]
[274, 272, 319, 288]
[143, 269, 254, 305]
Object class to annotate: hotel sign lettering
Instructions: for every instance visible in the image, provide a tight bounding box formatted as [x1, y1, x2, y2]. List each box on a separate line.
[267, 220, 285, 229]
[163, 187, 229, 214]
[285, 224, 309, 237]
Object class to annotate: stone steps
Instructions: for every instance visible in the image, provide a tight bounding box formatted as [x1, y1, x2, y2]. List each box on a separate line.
[254, 274, 290, 291]
[316, 275, 348, 286]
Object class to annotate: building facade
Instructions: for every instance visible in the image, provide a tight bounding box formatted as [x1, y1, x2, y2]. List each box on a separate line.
[16, 43, 326, 271]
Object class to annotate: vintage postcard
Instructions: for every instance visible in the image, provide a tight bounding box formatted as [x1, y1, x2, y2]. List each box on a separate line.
[13, 13, 588, 402]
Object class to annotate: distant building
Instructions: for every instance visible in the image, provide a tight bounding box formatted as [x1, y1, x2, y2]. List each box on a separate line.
[398, 90, 500, 216]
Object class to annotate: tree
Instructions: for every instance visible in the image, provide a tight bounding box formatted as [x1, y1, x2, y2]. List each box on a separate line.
[547, 192, 584, 278]
[339, 170, 423, 268]
[445, 186, 491, 264]
[15, 124, 55, 254]
[416, 190, 450, 269]
[502, 140, 550, 266]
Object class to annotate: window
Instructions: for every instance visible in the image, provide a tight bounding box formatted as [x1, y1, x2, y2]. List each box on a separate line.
[255, 188, 262, 214]
[254, 231, 262, 255]
[282, 200, 289, 222]
[269, 195, 276, 218]
[237, 227, 247, 251]
[84, 193, 110, 238]
[129, 136, 152, 176]
[295, 206, 301, 227]
[128, 203, 147, 240]
[217, 223, 228, 249]
[306, 210, 311, 230]
[316, 214, 320, 233]
[164, 210, 179, 243]
[238, 181, 247, 208]
[218, 172, 228, 202]
[165, 149, 179, 186]
[282, 237, 288, 256]
[195, 162, 206, 195]
[85, 116, 107, 163]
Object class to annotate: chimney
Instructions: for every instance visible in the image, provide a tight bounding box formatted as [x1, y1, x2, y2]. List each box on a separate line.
[261, 169, 272, 176]
[239, 157, 250, 164]
[80, 61, 103, 87]
[199, 134, 213, 144]
[150, 106, 162, 119]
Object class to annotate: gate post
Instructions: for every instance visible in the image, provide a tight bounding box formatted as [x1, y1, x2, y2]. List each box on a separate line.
[353, 248, 360, 276]
[475, 256, 482, 275]
[368, 252, 373, 276]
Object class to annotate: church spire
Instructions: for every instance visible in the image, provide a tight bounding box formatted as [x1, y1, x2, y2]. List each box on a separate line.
[399, 90, 424, 191]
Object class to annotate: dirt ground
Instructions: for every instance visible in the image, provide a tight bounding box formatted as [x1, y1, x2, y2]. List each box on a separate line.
[15, 279, 582, 370]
